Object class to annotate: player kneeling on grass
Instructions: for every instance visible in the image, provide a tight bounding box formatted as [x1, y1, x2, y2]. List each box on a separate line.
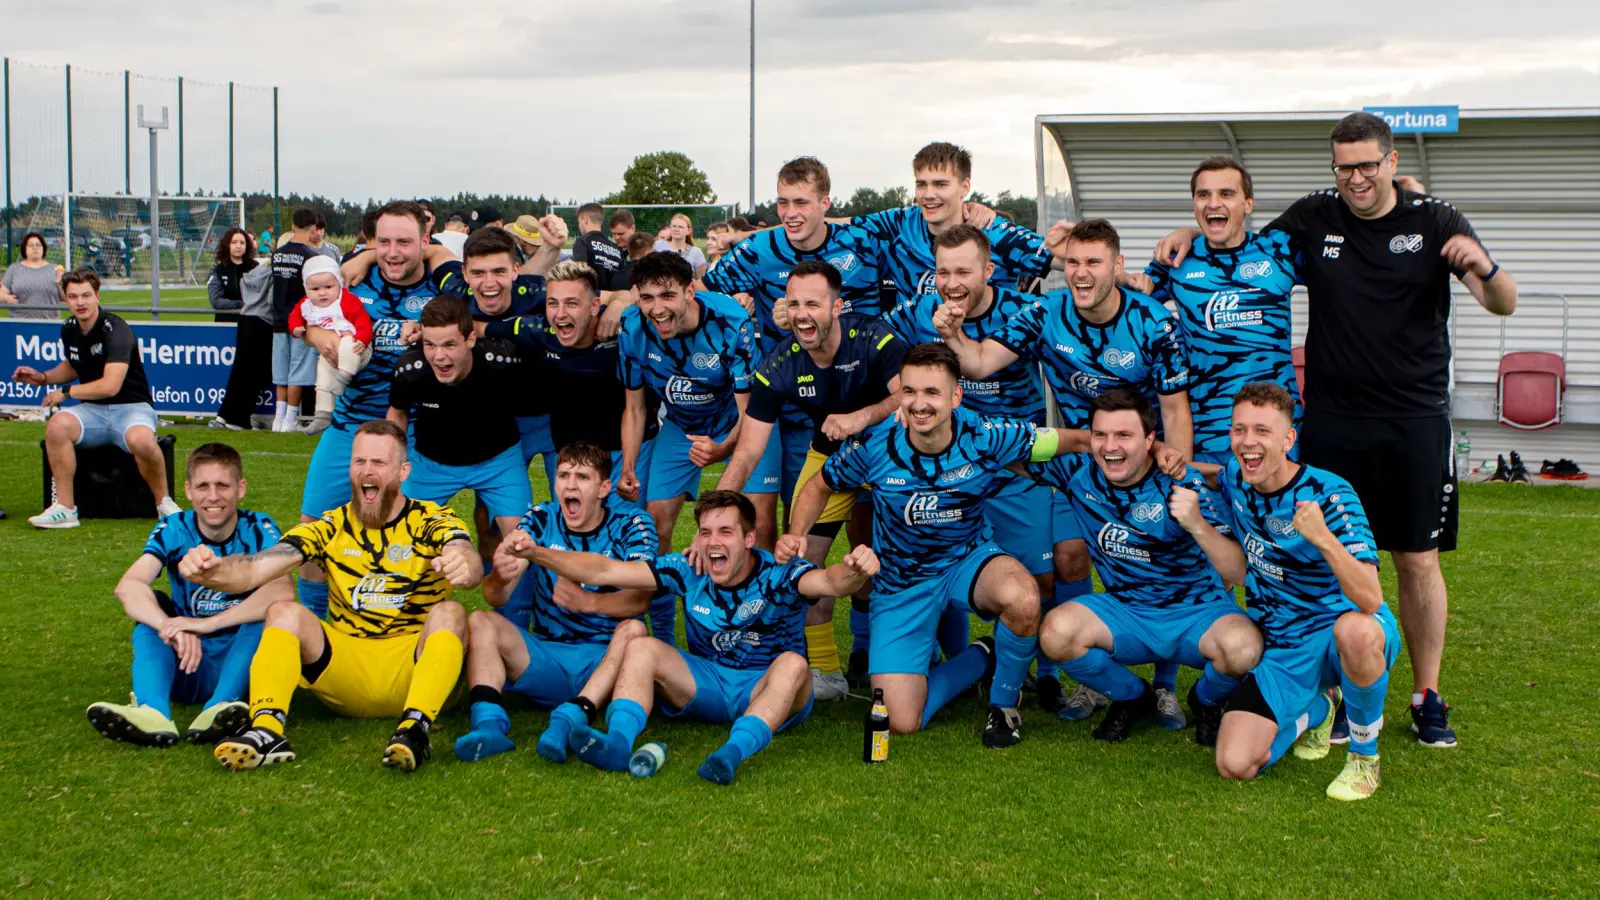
[453, 442, 660, 763]
[88, 442, 291, 747]
[506, 490, 878, 785]
[178, 420, 481, 772]
[1016, 389, 1261, 746]
[1201, 383, 1399, 801]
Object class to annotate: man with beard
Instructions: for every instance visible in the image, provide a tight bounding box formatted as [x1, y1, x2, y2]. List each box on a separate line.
[387, 295, 533, 584]
[717, 260, 906, 700]
[883, 225, 1070, 711]
[511, 490, 879, 785]
[298, 202, 446, 620]
[454, 443, 659, 763]
[180, 420, 480, 771]
[938, 218, 1196, 727]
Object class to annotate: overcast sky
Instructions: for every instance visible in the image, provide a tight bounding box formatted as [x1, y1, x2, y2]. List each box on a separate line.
[4, 0, 1597, 207]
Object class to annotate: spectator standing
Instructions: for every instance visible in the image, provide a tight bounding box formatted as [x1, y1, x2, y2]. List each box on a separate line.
[212, 248, 276, 431]
[609, 209, 637, 246]
[258, 226, 274, 253]
[571, 203, 630, 303]
[1, 232, 65, 319]
[656, 213, 707, 278]
[268, 210, 321, 433]
[206, 228, 255, 324]
[433, 211, 470, 259]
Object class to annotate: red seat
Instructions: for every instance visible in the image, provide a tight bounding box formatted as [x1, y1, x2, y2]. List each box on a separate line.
[1291, 346, 1307, 399]
[1497, 351, 1565, 431]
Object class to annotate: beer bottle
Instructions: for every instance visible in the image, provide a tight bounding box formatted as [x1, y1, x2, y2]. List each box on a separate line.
[863, 688, 889, 763]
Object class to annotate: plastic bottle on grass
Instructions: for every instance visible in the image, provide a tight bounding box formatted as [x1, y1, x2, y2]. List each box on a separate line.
[629, 741, 667, 778]
[1454, 431, 1471, 477]
[863, 688, 889, 763]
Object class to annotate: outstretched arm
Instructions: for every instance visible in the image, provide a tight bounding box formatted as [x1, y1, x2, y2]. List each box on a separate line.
[177, 541, 305, 595]
[502, 530, 659, 591]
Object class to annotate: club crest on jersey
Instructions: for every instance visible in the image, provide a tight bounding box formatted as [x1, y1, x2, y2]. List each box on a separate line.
[1239, 260, 1274, 279]
[1130, 502, 1165, 524]
[403, 295, 429, 315]
[664, 375, 714, 406]
[1389, 234, 1425, 253]
[903, 492, 962, 526]
[691, 352, 722, 370]
[938, 463, 975, 485]
[1265, 516, 1299, 538]
[1102, 348, 1137, 370]
[829, 252, 857, 272]
[386, 544, 413, 563]
[735, 597, 765, 621]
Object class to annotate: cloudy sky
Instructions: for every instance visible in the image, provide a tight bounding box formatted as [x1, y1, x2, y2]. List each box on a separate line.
[4, 0, 1597, 206]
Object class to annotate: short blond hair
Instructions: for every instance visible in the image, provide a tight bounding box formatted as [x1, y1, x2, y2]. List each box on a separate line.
[545, 260, 600, 297]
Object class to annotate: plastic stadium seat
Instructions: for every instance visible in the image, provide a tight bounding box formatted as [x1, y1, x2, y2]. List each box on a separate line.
[1291, 346, 1307, 399]
[1496, 351, 1565, 431]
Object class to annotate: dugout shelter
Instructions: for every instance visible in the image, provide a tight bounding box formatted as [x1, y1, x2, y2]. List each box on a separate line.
[1034, 108, 1600, 472]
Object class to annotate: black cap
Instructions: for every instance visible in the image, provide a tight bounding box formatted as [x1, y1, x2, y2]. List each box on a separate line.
[470, 204, 503, 230]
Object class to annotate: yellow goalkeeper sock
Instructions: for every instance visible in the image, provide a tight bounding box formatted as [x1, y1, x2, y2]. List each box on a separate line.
[805, 622, 840, 675]
[403, 630, 464, 722]
[248, 627, 302, 734]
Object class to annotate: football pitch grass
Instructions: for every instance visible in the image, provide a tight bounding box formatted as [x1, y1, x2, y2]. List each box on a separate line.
[1, 422, 1596, 897]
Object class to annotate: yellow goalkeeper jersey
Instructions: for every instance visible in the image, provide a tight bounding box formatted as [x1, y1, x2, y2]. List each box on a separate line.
[283, 498, 471, 639]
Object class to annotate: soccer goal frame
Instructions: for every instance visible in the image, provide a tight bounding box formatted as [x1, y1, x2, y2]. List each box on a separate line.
[59, 193, 245, 287]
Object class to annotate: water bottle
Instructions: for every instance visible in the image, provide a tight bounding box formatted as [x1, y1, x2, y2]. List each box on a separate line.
[1454, 430, 1471, 478]
[628, 741, 668, 778]
[863, 688, 890, 763]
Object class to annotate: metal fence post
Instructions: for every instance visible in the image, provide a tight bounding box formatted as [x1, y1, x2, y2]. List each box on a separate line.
[123, 70, 131, 195]
[272, 86, 280, 239]
[227, 81, 234, 196]
[65, 64, 73, 195]
[3, 58, 10, 266]
[177, 76, 184, 196]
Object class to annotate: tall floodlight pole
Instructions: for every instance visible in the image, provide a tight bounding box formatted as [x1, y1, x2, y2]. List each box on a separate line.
[138, 105, 169, 318]
[748, 0, 755, 214]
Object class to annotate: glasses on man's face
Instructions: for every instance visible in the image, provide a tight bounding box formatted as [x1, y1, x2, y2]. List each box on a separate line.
[1332, 159, 1385, 180]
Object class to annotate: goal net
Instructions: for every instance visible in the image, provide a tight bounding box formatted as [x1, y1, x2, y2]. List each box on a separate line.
[24, 193, 245, 287]
[550, 203, 739, 249]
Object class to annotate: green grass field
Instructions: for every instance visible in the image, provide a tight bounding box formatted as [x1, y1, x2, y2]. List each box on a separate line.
[1, 422, 1596, 897]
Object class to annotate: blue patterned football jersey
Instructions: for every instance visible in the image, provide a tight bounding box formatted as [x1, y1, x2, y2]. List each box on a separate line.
[1145, 233, 1302, 455]
[882, 286, 1046, 425]
[141, 510, 283, 625]
[650, 549, 818, 670]
[992, 288, 1191, 429]
[703, 225, 885, 347]
[1216, 458, 1379, 649]
[617, 291, 758, 437]
[1027, 457, 1232, 607]
[821, 409, 1040, 594]
[332, 265, 445, 429]
[850, 207, 1054, 297]
[516, 502, 659, 644]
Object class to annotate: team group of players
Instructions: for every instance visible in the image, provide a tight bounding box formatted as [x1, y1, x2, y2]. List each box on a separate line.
[83, 111, 1518, 801]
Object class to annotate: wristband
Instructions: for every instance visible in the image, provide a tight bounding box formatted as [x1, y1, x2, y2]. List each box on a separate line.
[1481, 262, 1499, 281]
[63, 385, 72, 401]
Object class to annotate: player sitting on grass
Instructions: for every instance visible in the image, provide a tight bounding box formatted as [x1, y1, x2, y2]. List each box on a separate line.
[1017, 389, 1261, 746]
[1201, 383, 1399, 801]
[179, 420, 481, 772]
[453, 443, 659, 763]
[505, 490, 878, 785]
[87, 442, 291, 747]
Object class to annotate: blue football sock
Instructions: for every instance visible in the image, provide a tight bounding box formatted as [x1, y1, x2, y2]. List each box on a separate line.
[1152, 661, 1180, 693]
[921, 644, 987, 729]
[849, 607, 870, 654]
[936, 605, 970, 661]
[297, 575, 329, 620]
[1266, 692, 1331, 769]
[1342, 670, 1389, 757]
[130, 624, 176, 718]
[1060, 648, 1145, 702]
[571, 698, 646, 772]
[648, 596, 677, 644]
[700, 714, 772, 785]
[454, 702, 515, 762]
[203, 621, 262, 708]
[1053, 577, 1092, 606]
[536, 702, 587, 763]
[990, 621, 1038, 709]
[1193, 662, 1240, 708]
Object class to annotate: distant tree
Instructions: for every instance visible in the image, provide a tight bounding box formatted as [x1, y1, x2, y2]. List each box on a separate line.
[607, 152, 716, 205]
[969, 191, 1040, 229]
[833, 186, 910, 219]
